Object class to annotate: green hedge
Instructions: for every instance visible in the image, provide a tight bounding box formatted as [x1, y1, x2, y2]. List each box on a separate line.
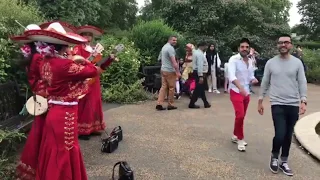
[99, 35, 153, 103]
[0, 0, 45, 84]
[295, 41, 320, 50]
[303, 48, 320, 83]
[128, 19, 185, 66]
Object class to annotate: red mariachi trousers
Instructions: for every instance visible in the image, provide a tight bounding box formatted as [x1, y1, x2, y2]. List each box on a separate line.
[230, 89, 250, 140]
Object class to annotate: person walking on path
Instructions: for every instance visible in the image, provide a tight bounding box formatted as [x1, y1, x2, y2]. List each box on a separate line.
[228, 38, 258, 152]
[258, 34, 307, 176]
[188, 41, 211, 109]
[156, 36, 181, 111]
[205, 43, 221, 94]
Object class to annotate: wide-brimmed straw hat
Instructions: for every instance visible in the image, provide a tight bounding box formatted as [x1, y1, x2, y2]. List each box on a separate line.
[76, 25, 104, 36]
[24, 22, 88, 45]
[9, 24, 41, 44]
[39, 21, 77, 33]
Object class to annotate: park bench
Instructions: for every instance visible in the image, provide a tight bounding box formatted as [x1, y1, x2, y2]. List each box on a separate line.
[0, 82, 32, 132]
[142, 65, 161, 91]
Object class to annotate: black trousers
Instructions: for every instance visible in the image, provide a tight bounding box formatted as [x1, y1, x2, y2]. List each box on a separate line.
[271, 105, 299, 158]
[189, 70, 209, 105]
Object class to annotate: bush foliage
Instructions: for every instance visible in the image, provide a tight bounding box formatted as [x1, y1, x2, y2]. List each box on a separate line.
[0, 0, 45, 84]
[99, 35, 152, 103]
[0, 130, 26, 179]
[129, 19, 185, 66]
[303, 49, 320, 84]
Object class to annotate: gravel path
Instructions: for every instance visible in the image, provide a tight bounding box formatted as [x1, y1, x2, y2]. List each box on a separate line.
[82, 85, 320, 180]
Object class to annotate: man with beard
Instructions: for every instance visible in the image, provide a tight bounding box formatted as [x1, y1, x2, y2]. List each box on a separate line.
[258, 34, 307, 176]
[228, 38, 258, 152]
[156, 36, 181, 110]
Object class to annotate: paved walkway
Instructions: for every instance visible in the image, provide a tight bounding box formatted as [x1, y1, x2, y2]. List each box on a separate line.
[81, 84, 320, 180]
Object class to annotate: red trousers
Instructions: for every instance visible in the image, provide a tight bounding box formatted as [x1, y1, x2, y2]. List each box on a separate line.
[230, 89, 250, 140]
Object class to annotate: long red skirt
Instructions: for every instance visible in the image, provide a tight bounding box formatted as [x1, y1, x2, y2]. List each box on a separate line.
[78, 76, 106, 135]
[36, 104, 87, 180]
[16, 114, 46, 179]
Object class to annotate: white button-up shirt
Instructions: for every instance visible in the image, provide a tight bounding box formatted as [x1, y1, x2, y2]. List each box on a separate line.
[228, 53, 256, 94]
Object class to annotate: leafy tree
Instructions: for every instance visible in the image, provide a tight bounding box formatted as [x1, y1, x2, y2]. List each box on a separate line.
[32, 0, 138, 29]
[35, 0, 101, 26]
[108, 0, 138, 30]
[141, 0, 291, 57]
[297, 0, 320, 41]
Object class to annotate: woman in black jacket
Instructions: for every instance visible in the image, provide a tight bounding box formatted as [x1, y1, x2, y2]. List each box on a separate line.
[205, 44, 221, 93]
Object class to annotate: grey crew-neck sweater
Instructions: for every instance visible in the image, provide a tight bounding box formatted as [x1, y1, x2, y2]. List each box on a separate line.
[259, 55, 307, 106]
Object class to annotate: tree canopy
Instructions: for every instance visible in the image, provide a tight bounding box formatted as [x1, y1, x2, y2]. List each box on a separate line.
[140, 0, 291, 57]
[27, 0, 138, 29]
[297, 0, 320, 40]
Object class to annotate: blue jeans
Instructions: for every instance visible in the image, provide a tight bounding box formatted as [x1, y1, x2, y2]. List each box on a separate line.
[271, 105, 299, 159]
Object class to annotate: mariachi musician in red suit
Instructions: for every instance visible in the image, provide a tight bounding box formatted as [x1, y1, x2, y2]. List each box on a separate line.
[10, 24, 48, 179]
[24, 22, 98, 180]
[73, 25, 115, 140]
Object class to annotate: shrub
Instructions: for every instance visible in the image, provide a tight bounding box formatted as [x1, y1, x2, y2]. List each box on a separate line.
[0, 0, 45, 84]
[99, 35, 152, 103]
[0, 130, 26, 179]
[102, 78, 154, 104]
[128, 19, 184, 66]
[303, 48, 320, 83]
[296, 41, 320, 50]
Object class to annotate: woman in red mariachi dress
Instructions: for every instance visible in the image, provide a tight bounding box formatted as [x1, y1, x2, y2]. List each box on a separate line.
[10, 24, 48, 179]
[73, 25, 115, 140]
[24, 22, 98, 180]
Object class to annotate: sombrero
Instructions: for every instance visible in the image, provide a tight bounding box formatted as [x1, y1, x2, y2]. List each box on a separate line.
[26, 95, 48, 116]
[24, 22, 88, 45]
[76, 25, 104, 36]
[39, 21, 77, 33]
[9, 24, 41, 44]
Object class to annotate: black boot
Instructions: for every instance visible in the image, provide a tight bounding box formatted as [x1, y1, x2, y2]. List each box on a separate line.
[156, 105, 166, 111]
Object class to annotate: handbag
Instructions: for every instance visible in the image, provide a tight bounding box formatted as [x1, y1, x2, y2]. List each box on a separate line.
[110, 126, 123, 142]
[112, 161, 134, 180]
[101, 135, 119, 153]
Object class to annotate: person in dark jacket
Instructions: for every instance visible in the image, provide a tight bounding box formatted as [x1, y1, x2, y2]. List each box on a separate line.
[205, 44, 221, 93]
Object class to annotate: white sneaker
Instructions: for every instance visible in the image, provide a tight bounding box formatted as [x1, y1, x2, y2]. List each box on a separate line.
[208, 89, 212, 93]
[237, 140, 246, 152]
[213, 89, 220, 94]
[231, 135, 248, 146]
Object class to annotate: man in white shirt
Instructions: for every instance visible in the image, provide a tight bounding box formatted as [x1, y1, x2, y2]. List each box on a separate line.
[228, 38, 258, 152]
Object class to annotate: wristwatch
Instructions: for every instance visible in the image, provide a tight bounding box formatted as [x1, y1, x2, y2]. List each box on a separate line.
[301, 100, 307, 105]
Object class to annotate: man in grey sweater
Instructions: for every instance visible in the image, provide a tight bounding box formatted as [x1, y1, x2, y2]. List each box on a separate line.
[258, 34, 307, 176]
